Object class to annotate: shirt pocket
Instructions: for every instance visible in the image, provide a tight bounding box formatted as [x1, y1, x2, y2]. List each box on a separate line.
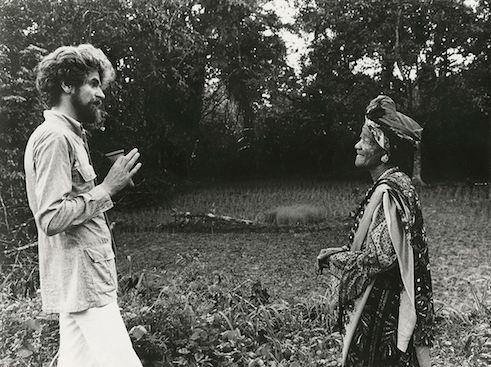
[72, 142, 97, 186]
[74, 160, 97, 182]
[84, 247, 116, 293]
[71, 160, 97, 194]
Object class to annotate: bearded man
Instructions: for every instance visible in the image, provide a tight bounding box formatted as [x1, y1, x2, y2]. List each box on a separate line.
[24, 44, 142, 366]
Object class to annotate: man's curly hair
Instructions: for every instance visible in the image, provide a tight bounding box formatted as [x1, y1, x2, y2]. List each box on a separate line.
[36, 44, 115, 107]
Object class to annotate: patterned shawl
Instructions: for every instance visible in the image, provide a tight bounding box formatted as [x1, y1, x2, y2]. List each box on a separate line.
[340, 170, 434, 365]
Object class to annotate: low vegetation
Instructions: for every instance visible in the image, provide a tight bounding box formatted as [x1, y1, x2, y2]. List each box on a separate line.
[1, 180, 489, 366]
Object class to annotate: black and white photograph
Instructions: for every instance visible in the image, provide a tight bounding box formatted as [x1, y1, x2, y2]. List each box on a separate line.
[0, 0, 489, 366]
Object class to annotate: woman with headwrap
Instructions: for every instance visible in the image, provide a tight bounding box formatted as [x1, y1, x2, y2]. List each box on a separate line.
[318, 95, 434, 367]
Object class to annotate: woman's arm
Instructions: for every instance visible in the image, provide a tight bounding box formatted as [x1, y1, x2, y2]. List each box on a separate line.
[330, 204, 398, 304]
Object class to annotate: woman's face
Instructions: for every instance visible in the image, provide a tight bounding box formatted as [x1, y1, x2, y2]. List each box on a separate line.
[354, 126, 385, 169]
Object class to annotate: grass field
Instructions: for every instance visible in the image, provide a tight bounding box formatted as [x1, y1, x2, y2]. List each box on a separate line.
[1, 180, 490, 366]
[112, 180, 490, 366]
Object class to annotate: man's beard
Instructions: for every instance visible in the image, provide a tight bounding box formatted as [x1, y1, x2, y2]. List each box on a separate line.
[71, 93, 106, 131]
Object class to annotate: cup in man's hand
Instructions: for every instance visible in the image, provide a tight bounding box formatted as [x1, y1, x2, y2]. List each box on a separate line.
[105, 149, 135, 187]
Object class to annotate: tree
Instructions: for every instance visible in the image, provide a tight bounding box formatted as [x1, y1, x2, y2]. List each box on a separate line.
[299, 0, 484, 182]
[0, 1, 48, 231]
[200, 0, 293, 173]
[0, 0, 294, 195]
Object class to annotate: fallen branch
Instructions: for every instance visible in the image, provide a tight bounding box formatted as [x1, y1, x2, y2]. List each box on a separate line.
[172, 210, 255, 226]
[166, 210, 338, 233]
[114, 210, 341, 233]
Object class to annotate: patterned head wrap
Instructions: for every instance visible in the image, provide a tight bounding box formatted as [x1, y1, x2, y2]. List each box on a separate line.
[365, 117, 390, 151]
[364, 95, 423, 152]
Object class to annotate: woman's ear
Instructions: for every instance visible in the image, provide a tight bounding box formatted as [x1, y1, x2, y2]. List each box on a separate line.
[381, 153, 389, 163]
[61, 81, 74, 94]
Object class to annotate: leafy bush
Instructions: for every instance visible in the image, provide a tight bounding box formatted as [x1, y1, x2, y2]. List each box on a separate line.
[0, 295, 58, 367]
[121, 252, 341, 367]
[0, 250, 342, 367]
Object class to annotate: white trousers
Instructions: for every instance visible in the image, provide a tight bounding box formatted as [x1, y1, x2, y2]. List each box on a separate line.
[58, 302, 142, 367]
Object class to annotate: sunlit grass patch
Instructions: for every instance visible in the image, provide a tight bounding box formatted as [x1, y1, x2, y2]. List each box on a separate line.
[257, 204, 327, 226]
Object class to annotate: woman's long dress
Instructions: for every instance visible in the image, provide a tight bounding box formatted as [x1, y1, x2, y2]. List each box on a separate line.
[329, 170, 434, 367]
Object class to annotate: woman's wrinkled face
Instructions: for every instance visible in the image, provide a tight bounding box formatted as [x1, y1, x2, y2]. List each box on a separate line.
[354, 126, 385, 169]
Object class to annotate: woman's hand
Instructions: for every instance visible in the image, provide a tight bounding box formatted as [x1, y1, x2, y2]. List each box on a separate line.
[317, 247, 346, 272]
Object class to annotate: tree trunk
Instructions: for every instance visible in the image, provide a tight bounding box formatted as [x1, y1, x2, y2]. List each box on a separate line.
[412, 141, 426, 186]
[410, 80, 426, 186]
[241, 101, 257, 172]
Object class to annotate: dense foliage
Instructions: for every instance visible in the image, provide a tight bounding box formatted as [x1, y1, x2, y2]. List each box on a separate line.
[0, 0, 488, 219]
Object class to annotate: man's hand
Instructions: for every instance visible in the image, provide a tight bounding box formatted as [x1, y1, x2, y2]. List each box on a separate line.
[100, 148, 142, 197]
